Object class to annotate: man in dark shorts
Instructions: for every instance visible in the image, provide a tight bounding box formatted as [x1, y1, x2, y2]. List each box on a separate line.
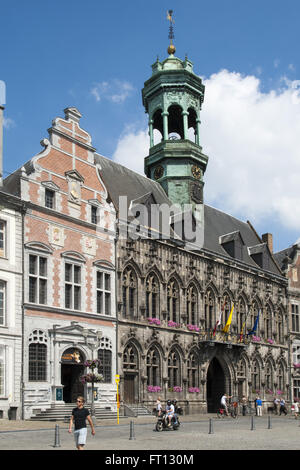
[68, 396, 95, 450]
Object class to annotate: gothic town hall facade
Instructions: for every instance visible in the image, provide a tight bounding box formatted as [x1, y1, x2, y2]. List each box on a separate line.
[1, 46, 289, 418]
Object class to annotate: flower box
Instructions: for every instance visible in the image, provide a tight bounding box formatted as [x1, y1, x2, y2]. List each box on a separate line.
[267, 338, 274, 344]
[294, 363, 300, 369]
[168, 321, 180, 328]
[147, 385, 162, 393]
[168, 386, 182, 393]
[147, 318, 161, 326]
[187, 324, 200, 332]
[188, 387, 200, 393]
[252, 336, 261, 342]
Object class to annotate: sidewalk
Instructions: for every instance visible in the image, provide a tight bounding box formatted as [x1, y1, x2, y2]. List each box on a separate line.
[0, 412, 294, 432]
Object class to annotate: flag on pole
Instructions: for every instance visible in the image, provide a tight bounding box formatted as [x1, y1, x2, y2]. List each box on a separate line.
[239, 307, 250, 342]
[248, 309, 260, 335]
[213, 300, 226, 337]
[222, 304, 234, 333]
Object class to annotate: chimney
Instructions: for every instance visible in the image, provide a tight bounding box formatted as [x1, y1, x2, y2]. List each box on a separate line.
[0, 105, 3, 186]
[262, 233, 273, 253]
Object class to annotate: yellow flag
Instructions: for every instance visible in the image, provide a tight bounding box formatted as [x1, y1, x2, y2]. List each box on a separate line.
[222, 304, 234, 333]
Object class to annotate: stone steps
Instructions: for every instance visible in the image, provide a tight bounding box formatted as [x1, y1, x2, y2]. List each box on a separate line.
[30, 404, 124, 422]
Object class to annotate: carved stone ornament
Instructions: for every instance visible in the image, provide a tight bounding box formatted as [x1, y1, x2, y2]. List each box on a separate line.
[190, 182, 203, 204]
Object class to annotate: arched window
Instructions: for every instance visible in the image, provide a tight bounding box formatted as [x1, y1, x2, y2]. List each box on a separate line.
[250, 301, 260, 336]
[205, 289, 215, 330]
[168, 349, 181, 388]
[265, 361, 273, 391]
[265, 305, 273, 340]
[277, 363, 285, 392]
[28, 330, 48, 381]
[277, 309, 284, 344]
[97, 337, 112, 383]
[237, 357, 246, 380]
[146, 273, 160, 319]
[167, 278, 179, 323]
[122, 267, 137, 318]
[146, 347, 161, 387]
[187, 351, 198, 388]
[237, 297, 247, 334]
[123, 344, 139, 372]
[220, 293, 231, 328]
[252, 359, 260, 392]
[186, 284, 198, 325]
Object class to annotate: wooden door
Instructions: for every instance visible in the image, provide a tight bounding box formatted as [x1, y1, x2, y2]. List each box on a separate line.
[124, 374, 135, 403]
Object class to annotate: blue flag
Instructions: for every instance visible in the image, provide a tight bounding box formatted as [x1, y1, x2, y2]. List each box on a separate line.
[248, 309, 260, 335]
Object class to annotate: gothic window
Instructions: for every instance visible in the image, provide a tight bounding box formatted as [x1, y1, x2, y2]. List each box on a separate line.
[204, 289, 215, 330]
[293, 379, 300, 401]
[146, 273, 159, 319]
[168, 349, 181, 388]
[237, 357, 246, 379]
[220, 293, 231, 328]
[28, 330, 48, 381]
[187, 351, 198, 388]
[252, 359, 260, 392]
[292, 340, 300, 366]
[97, 338, 112, 383]
[277, 364, 285, 392]
[265, 361, 273, 391]
[123, 344, 139, 372]
[146, 346, 161, 387]
[265, 305, 273, 339]
[186, 284, 198, 325]
[237, 297, 247, 334]
[167, 278, 179, 323]
[277, 309, 284, 344]
[122, 267, 137, 318]
[250, 301, 260, 336]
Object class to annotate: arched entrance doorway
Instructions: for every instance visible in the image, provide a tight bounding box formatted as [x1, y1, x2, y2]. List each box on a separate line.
[206, 357, 226, 413]
[61, 348, 85, 403]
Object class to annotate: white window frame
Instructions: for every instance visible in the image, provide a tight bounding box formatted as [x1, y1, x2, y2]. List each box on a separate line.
[96, 269, 112, 316]
[0, 281, 6, 326]
[0, 346, 6, 397]
[65, 262, 82, 311]
[0, 220, 6, 258]
[28, 254, 48, 305]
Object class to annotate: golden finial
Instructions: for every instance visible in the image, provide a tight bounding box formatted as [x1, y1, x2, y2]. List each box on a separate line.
[167, 10, 176, 55]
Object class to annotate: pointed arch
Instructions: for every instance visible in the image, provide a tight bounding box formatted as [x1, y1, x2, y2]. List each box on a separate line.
[186, 281, 199, 325]
[167, 345, 182, 388]
[146, 343, 162, 387]
[204, 285, 217, 330]
[122, 265, 138, 318]
[167, 277, 180, 323]
[187, 347, 200, 389]
[145, 270, 160, 319]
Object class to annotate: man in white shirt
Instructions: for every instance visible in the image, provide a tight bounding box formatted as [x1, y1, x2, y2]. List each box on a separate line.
[166, 399, 175, 426]
[221, 394, 231, 416]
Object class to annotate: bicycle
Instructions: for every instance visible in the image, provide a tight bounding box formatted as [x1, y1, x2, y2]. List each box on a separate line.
[216, 405, 236, 418]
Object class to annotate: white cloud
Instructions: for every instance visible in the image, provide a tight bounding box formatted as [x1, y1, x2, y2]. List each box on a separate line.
[3, 117, 15, 129]
[91, 79, 134, 104]
[112, 69, 300, 231]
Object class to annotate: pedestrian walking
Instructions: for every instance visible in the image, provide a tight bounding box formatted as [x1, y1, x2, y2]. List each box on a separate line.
[156, 396, 163, 417]
[256, 396, 263, 416]
[280, 398, 287, 416]
[241, 395, 248, 416]
[292, 400, 299, 419]
[274, 397, 280, 415]
[69, 396, 95, 450]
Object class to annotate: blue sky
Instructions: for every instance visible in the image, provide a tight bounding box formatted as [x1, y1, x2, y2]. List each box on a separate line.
[1, 0, 300, 253]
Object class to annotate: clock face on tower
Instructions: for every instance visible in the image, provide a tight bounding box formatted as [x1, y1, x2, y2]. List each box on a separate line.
[154, 165, 164, 180]
[191, 164, 201, 179]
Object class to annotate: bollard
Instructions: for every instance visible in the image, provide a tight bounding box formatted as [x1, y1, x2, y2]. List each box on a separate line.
[129, 420, 136, 440]
[268, 415, 272, 429]
[53, 424, 61, 448]
[250, 415, 255, 431]
[208, 418, 214, 434]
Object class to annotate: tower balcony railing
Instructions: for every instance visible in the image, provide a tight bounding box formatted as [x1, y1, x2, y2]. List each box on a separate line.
[198, 329, 250, 347]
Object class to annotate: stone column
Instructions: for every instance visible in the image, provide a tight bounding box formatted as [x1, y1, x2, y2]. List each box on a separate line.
[149, 119, 154, 148]
[182, 110, 189, 140]
[162, 111, 169, 140]
[196, 117, 201, 146]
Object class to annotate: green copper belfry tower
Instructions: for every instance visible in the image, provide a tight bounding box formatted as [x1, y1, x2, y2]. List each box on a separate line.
[142, 13, 208, 211]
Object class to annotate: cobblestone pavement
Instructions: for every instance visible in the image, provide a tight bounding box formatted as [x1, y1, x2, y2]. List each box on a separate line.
[0, 414, 299, 451]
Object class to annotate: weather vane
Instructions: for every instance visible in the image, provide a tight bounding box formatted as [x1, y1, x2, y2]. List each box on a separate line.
[166, 10, 176, 55]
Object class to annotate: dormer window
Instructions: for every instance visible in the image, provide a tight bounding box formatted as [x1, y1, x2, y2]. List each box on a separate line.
[248, 243, 270, 270]
[219, 231, 244, 260]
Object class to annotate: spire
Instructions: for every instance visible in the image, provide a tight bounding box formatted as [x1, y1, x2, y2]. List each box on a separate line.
[166, 9, 176, 55]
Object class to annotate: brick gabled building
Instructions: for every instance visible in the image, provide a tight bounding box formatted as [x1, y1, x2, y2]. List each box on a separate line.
[4, 107, 117, 419]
